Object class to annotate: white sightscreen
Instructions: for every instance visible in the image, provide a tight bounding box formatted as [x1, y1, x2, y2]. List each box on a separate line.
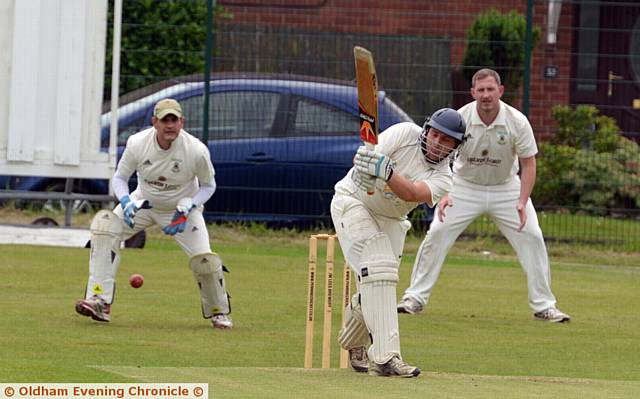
[0, 0, 112, 179]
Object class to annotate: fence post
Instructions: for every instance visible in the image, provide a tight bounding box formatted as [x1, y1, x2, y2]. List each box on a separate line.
[202, 0, 216, 144]
[522, 0, 534, 117]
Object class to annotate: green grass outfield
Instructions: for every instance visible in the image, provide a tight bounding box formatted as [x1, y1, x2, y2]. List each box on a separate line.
[1, 226, 638, 398]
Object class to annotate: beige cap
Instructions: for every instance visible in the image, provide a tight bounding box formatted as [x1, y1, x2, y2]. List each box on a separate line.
[154, 98, 183, 119]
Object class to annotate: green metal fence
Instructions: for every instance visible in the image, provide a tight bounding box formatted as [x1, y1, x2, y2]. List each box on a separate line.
[102, 0, 639, 249]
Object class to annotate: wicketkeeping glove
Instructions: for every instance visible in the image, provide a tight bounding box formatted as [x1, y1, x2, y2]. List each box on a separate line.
[162, 197, 196, 236]
[120, 195, 152, 228]
[350, 168, 376, 193]
[354, 146, 394, 181]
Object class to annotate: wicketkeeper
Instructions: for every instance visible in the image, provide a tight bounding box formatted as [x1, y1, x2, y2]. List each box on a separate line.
[332, 108, 466, 377]
[75, 98, 233, 330]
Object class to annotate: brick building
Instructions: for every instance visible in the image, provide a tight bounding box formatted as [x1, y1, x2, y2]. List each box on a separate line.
[216, 0, 639, 141]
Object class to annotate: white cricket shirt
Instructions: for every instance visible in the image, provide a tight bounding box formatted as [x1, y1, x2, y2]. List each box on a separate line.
[454, 100, 537, 185]
[335, 122, 453, 220]
[116, 127, 215, 211]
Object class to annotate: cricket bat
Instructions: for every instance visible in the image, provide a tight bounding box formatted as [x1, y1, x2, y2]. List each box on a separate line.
[353, 46, 379, 195]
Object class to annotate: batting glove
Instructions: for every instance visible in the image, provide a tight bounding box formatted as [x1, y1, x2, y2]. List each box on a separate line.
[351, 168, 376, 193]
[162, 197, 196, 236]
[120, 195, 152, 228]
[354, 146, 394, 181]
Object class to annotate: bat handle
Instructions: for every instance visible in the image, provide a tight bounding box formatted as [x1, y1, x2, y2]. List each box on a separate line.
[365, 142, 375, 196]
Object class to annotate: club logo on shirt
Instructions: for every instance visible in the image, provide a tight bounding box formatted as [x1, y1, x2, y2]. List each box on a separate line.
[482, 149, 489, 157]
[496, 130, 508, 145]
[142, 159, 152, 166]
[143, 178, 180, 192]
[171, 159, 182, 173]
[467, 155, 501, 166]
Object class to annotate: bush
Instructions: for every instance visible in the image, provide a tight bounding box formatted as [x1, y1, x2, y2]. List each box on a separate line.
[535, 106, 640, 210]
[462, 8, 540, 101]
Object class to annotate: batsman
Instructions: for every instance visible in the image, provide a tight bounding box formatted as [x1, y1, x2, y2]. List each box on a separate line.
[332, 47, 465, 377]
[332, 96, 466, 377]
[75, 98, 233, 330]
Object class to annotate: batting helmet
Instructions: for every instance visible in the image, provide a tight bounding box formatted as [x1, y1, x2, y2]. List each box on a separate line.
[423, 108, 466, 142]
[421, 108, 467, 165]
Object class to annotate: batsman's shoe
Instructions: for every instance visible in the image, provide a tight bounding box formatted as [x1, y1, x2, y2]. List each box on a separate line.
[534, 307, 571, 323]
[75, 296, 111, 322]
[368, 356, 421, 378]
[349, 346, 369, 373]
[397, 297, 423, 314]
[212, 313, 233, 330]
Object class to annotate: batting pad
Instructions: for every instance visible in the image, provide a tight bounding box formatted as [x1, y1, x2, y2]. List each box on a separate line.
[357, 232, 401, 364]
[338, 294, 370, 350]
[360, 280, 401, 364]
[189, 253, 230, 318]
[359, 232, 399, 284]
[86, 210, 123, 304]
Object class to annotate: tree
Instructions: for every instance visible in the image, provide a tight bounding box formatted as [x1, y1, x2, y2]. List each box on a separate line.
[104, 0, 231, 100]
[462, 8, 540, 101]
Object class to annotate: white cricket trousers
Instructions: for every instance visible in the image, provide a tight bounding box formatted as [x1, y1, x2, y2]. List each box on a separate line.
[331, 193, 411, 363]
[403, 176, 557, 313]
[114, 205, 212, 258]
[330, 194, 410, 275]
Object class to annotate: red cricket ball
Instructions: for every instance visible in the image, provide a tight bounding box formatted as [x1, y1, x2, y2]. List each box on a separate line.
[129, 273, 144, 288]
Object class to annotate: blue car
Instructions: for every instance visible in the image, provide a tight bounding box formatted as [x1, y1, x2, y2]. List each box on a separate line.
[2, 74, 413, 225]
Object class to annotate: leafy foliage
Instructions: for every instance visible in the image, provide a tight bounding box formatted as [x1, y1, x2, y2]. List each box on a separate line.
[462, 8, 540, 101]
[104, 0, 232, 99]
[535, 105, 640, 211]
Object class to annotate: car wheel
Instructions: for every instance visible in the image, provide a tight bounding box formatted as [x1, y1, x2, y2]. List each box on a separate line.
[31, 216, 59, 226]
[125, 230, 146, 249]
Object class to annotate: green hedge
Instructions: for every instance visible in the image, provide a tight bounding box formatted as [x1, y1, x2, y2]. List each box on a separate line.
[534, 105, 640, 211]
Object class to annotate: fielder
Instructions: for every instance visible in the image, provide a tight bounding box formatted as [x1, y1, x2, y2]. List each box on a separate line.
[398, 69, 571, 323]
[75, 98, 233, 330]
[332, 108, 466, 377]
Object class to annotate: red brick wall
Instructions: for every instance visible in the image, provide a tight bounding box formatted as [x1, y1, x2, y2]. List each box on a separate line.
[531, 3, 574, 140]
[218, 0, 574, 139]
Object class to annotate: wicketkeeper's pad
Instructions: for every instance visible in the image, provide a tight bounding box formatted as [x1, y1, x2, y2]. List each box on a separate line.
[86, 210, 124, 304]
[189, 253, 230, 318]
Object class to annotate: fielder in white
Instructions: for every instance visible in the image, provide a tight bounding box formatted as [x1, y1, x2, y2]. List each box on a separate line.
[398, 69, 571, 323]
[333, 108, 467, 377]
[75, 98, 233, 330]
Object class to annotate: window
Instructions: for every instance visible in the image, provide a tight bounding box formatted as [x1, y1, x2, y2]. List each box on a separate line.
[292, 97, 359, 137]
[631, 17, 640, 84]
[181, 91, 281, 140]
[575, 2, 600, 92]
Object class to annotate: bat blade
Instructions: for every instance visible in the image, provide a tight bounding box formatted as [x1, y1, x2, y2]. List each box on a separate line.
[353, 46, 379, 147]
